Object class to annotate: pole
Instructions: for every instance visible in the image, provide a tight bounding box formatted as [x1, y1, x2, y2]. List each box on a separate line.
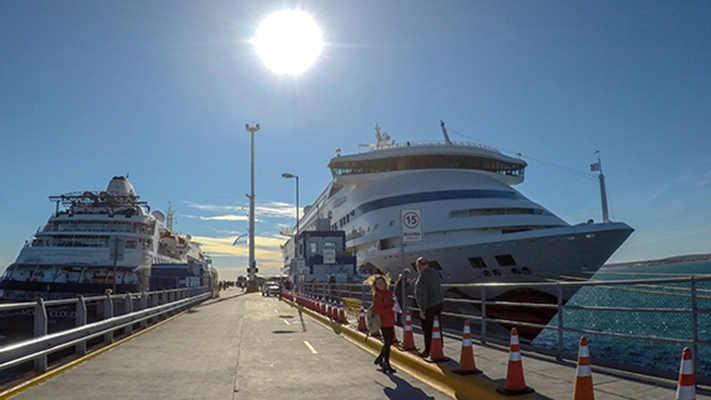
[596, 152, 610, 223]
[246, 123, 260, 293]
[295, 176, 299, 240]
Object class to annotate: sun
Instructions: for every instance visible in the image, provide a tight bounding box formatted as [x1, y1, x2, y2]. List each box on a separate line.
[253, 10, 323, 75]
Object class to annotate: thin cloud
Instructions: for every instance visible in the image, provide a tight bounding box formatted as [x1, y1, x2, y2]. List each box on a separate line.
[200, 215, 250, 221]
[190, 235, 285, 270]
[182, 200, 299, 219]
[182, 201, 244, 213]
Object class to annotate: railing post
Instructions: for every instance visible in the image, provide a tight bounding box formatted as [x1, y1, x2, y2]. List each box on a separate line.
[75, 296, 87, 356]
[480, 285, 486, 344]
[103, 294, 114, 344]
[691, 277, 699, 374]
[557, 283, 564, 361]
[150, 290, 160, 323]
[140, 292, 148, 329]
[34, 298, 48, 372]
[124, 293, 133, 335]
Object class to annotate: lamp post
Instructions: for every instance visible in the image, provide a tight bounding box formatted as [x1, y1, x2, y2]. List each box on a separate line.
[245, 123, 260, 293]
[281, 173, 299, 279]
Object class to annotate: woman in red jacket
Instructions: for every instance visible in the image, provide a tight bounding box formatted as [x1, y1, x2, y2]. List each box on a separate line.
[371, 274, 396, 373]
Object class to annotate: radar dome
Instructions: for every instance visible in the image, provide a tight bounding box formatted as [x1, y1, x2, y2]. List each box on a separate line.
[303, 205, 313, 215]
[107, 176, 137, 197]
[152, 210, 166, 223]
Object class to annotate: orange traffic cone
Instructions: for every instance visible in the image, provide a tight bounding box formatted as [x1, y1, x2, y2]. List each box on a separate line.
[401, 312, 417, 350]
[428, 316, 447, 362]
[573, 336, 594, 400]
[497, 328, 534, 395]
[358, 305, 367, 332]
[676, 348, 695, 400]
[453, 320, 480, 375]
[338, 302, 346, 323]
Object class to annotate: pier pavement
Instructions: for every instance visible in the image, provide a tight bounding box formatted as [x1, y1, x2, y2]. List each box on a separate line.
[5, 289, 710, 400]
[5, 289, 450, 400]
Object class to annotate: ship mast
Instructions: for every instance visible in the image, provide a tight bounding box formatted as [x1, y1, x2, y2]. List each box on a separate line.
[592, 151, 610, 223]
[166, 201, 175, 230]
[440, 120, 452, 145]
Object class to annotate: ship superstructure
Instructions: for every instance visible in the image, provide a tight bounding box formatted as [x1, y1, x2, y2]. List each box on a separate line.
[0, 176, 213, 301]
[282, 124, 633, 305]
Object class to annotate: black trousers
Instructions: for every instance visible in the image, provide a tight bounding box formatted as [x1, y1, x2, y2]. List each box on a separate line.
[378, 327, 394, 364]
[420, 303, 443, 357]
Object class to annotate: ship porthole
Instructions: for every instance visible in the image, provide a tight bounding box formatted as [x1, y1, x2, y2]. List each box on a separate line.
[482, 270, 491, 277]
[521, 267, 531, 275]
[511, 268, 520, 275]
[492, 270, 501, 277]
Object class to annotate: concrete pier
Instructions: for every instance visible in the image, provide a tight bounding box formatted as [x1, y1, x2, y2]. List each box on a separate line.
[4, 290, 449, 400]
[4, 289, 711, 400]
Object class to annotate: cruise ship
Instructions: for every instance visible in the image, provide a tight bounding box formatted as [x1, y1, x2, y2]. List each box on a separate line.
[0, 176, 216, 303]
[282, 124, 633, 321]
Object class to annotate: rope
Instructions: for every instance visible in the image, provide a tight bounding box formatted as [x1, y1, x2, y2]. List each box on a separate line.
[446, 127, 598, 182]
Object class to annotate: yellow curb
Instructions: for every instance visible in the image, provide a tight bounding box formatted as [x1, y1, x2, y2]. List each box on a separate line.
[283, 298, 537, 400]
[0, 308, 192, 400]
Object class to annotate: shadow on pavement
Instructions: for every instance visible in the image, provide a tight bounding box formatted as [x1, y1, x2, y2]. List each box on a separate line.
[380, 374, 436, 400]
[430, 361, 552, 400]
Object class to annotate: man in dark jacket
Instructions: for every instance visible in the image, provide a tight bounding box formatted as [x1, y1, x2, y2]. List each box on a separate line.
[414, 257, 444, 359]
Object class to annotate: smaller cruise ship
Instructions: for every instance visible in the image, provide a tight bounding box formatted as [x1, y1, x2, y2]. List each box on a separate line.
[0, 176, 215, 302]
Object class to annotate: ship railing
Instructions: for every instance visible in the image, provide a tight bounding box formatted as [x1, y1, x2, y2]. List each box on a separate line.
[297, 274, 711, 385]
[0, 286, 212, 376]
[363, 140, 503, 154]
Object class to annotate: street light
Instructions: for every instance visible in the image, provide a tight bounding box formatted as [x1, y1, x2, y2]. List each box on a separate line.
[281, 173, 299, 279]
[245, 123, 260, 293]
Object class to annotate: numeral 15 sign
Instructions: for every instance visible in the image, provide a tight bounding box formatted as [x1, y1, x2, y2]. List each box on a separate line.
[401, 209, 423, 243]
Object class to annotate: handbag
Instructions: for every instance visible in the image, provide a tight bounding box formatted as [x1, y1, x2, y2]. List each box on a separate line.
[365, 304, 382, 334]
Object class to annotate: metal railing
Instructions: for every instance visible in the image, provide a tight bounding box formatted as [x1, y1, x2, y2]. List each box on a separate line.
[0, 286, 211, 375]
[299, 275, 711, 384]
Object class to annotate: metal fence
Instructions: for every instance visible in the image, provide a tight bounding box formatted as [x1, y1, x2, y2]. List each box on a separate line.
[0, 286, 211, 376]
[300, 275, 711, 384]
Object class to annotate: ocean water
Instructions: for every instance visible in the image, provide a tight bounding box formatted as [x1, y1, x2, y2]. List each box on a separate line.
[532, 260, 711, 378]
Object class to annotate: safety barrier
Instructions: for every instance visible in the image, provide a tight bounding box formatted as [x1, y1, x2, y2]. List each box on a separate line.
[0, 287, 211, 375]
[298, 275, 711, 384]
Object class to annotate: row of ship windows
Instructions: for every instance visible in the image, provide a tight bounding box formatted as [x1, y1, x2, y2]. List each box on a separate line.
[32, 236, 153, 249]
[394, 254, 516, 271]
[404, 256, 531, 276]
[330, 155, 525, 177]
[332, 210, 357, 231]
[42, 221, 153, 234]
[448, 207, 550, 218]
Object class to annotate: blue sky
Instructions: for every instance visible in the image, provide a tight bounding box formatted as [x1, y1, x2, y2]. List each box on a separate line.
[1, 1, 709, 279]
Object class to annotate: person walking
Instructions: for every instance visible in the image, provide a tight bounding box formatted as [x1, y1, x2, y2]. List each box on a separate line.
[414, 257, 444, 359]
[393, 268, 411, 327]
[369, 274, 397, 373]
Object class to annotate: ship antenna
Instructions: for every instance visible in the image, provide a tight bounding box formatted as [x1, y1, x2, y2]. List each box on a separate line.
[166, 201, 175, 230]
[440, 120, 452, 145]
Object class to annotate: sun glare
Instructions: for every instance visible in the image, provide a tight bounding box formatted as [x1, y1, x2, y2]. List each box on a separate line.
[253, 10, 323, 75]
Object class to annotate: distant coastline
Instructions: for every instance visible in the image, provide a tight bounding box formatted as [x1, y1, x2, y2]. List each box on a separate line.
[604, 253, 711, 269]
